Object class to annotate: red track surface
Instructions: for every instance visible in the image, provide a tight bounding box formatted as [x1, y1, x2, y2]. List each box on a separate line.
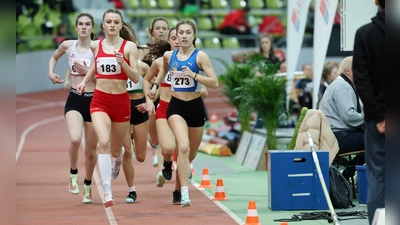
[16, 89, 238, 225]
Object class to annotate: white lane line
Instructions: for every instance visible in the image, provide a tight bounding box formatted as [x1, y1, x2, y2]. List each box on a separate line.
[16, 116, 65, 162]
[16, 97, 54, 104]
[192, 181, 245, 225]
[17, 113, 118, 224]
[16, 101, 65, 114]
[81, 137, 117, 225]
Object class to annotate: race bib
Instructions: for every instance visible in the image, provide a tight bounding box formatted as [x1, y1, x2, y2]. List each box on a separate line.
[96, 57, 121, 75]
[163, 71, 172, 85]
[171, 71, 194, 88]
[126, 77, 142, 91]
[69, 58, 91, 75]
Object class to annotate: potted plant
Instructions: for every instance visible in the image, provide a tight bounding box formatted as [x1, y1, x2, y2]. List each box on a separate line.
[216, 58, 254, 133]
[233, 54, 287, 150]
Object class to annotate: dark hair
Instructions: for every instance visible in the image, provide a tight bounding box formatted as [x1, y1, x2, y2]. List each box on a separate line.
[76, 13, 95, 40]
[147, 17, 169, 39]
[175, 20, 197, 48]
[168, 26, 176, 38]
[258, 33, 275, 60]
[102, 8, 144, 49]
[378, 0, 385, 9]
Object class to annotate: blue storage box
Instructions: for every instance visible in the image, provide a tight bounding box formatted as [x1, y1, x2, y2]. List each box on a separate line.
[356, 165, 368, 204]
[268, 150, 329, 210]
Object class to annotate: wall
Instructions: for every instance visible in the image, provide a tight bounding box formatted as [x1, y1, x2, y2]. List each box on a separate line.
[16, 48, 345, 95]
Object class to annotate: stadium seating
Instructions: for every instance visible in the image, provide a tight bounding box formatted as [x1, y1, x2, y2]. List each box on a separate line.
[222, 37, 240, 49]
[231, 0, 246, 9]
[204, 37, 221, 48]
[249, 0, 265, 9]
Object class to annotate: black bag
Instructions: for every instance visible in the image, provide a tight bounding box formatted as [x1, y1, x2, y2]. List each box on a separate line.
[329, 165, 355, 209]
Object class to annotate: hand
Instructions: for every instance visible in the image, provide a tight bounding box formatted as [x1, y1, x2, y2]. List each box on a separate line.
[182, 66, 195, 78]
[376, 120, 385, 134]
[48, 72, 64, 84]
[135, 103, 147, 114]
[238, 25, 246, 33]
[144, 100, 156, 116]
[76, 82, 85, 94]
[114, 51, 124, 65]
[64, 80, 71, 90]
[73, 61, 89, 74]
[147, 85, 157, 99]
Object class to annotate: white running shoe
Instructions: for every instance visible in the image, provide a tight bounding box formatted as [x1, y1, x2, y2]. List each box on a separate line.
[156, 172, 167, 187]
[82, 184, 93, 204]
[104, 192, 114, 208]
[111, 147, 125, 180]
[181, 192, 192, 208]
[152, 155, 158, 167]
[68, 174, 79, 194]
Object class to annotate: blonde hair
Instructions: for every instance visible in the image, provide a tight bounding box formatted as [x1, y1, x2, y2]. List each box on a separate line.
[338, 56, 353, 75]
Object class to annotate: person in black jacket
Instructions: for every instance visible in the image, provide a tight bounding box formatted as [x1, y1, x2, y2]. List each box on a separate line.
[352, 0, 385, 224]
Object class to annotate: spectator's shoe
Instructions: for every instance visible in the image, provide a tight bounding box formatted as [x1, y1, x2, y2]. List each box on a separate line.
[162, 159, 173, 180]
[125, 191, 137, 203]
[82, 184, 93, 204]
[173, 190, 181, 205]
[156, 172, 167, 187]
[152, 155, 158, 167]
[111, 147, 125, 180]
[68, 174, 79, 194]
[104, 192, 114, 208]
[188, 170, 193, 183]
[181, 192, 192, 208]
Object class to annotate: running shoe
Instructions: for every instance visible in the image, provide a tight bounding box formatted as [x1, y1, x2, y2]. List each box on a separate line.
[82, 184, 93, 204]
[181, 192, 192, 208]
[104, 192, 114, 208]
[172, 190, 181, 205]
[156, 172, 167, 187]
[68, 173, 79, 194]
[162, 159, 173, 180]
[125, 191, 137, 203]
[111, 147, 125, 180]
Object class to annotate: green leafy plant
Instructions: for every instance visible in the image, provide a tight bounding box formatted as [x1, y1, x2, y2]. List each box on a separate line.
[233, 56, 287, 150]
[215, 57, 254, 133]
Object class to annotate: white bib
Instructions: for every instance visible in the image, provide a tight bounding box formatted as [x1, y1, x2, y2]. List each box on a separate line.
[96, 57, 121, 75]
[163, 71, 172, 85]
[126, 76, 142, 91]
[171, 71, 194, 88]
[69, 58, 91, 75]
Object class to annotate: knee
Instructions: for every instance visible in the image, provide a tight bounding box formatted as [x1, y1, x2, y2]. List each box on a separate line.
[97, 139, 109, 150]
[70, 139, 81, 148]
[177, 144, 190, 155]
[85, 149, 97, 161]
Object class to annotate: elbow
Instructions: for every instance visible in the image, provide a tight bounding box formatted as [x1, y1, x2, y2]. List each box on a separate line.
[211, 80, 219, 89]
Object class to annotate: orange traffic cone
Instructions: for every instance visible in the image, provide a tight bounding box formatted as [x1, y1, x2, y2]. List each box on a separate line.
[198, 168, 213, 188]
[280, 223, 288, 225]
[210, 112, 218, 123]
[212, 178, 228, 201]
[245, 201, 261, 225]
[190, 163, 196, 175]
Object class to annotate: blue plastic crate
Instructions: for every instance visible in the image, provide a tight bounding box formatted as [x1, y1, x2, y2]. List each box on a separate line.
[356, 165, 368, 204]
[268, 150, 330, 210]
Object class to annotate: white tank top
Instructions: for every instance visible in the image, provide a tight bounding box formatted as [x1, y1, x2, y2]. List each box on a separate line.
[126, 60, 143, 93]
[68, 40, 94, 76]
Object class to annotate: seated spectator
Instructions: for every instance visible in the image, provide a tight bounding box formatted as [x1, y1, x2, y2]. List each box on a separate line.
[41, 15, 54, 36]
[318, 61, 339, 102]
[258, 15, 286, 37]
[318, 56, 365, 181]
[219, 6, 254, 47]
[253, 33, 281, 76]
[295, 63, 313, 109]
[53, 23, 67, 48]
